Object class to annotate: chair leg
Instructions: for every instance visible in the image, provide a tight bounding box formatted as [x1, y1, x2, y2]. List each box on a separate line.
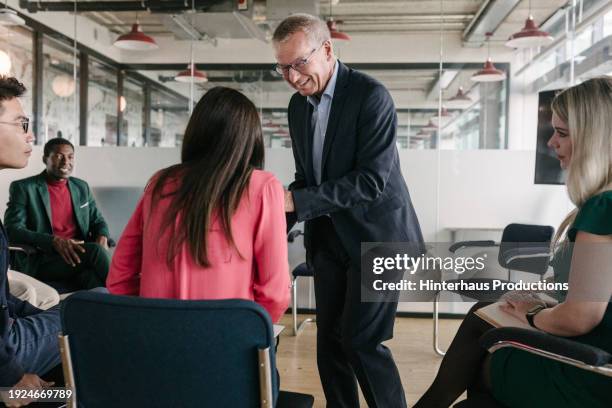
[433, 291, 446, 356]
[295, 316, 314, 335]
[292, 276, 298, 336]
[291, 276, 315, 336]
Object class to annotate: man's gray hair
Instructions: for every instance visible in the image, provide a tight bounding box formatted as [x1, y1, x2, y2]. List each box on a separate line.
[272, 13, 330, 47]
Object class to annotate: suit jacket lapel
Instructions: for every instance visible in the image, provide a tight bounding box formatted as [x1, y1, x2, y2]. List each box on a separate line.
[68, 179, 87, 239]
[35, 173, 52, 227]
[303, 101, 315, 184]
[321, 61, 350, 176]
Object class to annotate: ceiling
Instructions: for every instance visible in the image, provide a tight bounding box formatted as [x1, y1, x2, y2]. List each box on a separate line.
[79, 0, 483, 37]
[10, 0, 573, 144]
[31, 0, 567, 42]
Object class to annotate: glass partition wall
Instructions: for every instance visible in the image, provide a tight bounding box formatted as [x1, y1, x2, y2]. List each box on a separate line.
[0, 14, 510, 149]
[3, 1, 610, 150]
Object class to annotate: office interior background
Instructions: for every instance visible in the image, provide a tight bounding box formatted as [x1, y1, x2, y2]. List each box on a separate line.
[0, 0, 610, 318]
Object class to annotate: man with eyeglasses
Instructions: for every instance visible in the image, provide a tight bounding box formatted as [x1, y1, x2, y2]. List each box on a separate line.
[4, 136, 111, 293]
[0, 76, 63, 406]
[274, 14, 423, 408]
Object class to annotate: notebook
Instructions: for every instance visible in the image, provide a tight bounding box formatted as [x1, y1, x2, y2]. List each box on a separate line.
[474, 293, 558, 330]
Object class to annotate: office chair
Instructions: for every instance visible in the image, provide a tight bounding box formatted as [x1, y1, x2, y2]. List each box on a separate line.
[59, 291, 314, 408]
[434, 224, 554, 356]
[453, 326, 612, 407]
[288, 229, 315, 336]
[8, 243, 37, 269]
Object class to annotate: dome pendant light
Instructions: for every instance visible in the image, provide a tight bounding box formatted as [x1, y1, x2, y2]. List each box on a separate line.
[506, 15, 553, 48]
[471, 33, 506, 82]
[175, 64, 208, 83]
[422, 120, 439, 132]
[431, 106, 452, 124]
[326, 0, 350, 40]
[447, 86, 472, 109]
[0, 0, 25, 26]
[415, 129, 432, 138]
[506, 0, 553, 49]
[114, 20, 158, 51]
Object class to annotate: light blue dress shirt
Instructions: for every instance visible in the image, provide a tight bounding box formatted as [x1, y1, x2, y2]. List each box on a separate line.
[307, 61, 339, 185]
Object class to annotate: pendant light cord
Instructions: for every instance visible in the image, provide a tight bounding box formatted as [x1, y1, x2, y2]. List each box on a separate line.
[73, 0, 78, 144]
[188, 0, 195, 113]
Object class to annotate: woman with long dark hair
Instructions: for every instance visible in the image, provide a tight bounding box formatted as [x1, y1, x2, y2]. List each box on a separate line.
[107, 87, 290, 322]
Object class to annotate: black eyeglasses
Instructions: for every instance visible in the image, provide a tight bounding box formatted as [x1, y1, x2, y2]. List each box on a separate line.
[0, 117, 29, 133]
[274, 44, 324, 75]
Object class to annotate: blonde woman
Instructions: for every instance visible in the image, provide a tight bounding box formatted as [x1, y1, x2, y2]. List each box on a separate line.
[416, 77, 612, 408]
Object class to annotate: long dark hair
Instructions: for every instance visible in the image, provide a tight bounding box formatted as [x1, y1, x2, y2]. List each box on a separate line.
[150, 86, 264, 267]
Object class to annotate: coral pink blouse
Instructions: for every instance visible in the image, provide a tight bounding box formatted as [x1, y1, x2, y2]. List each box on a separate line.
[107, 169, 290, 322]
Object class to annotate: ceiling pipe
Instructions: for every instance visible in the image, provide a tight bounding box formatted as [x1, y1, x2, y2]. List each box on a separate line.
[462, 0, 522, 48]
[18, 0, 226, 13]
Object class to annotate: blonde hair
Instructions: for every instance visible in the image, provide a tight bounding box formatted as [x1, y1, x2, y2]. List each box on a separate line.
[272, 13, 330, 48]
[551, 76, 612, 247]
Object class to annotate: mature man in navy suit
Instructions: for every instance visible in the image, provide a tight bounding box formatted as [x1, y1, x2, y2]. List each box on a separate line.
[273, 14, 424, 408]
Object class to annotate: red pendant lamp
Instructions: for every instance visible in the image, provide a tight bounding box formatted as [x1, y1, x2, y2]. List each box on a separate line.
[471, 33, 506, 82]
[414, 129, 432, 138]
[327, 0, 350, 40]
[114, 22, 158, 51]
[506, 0, 553, 49]
[422, 120, 439, 132]
[327, 19, 350, 40]
[430, 106, 452, 124]
[175, 64, 208, 83]
[447, 87, 472, 109]
[506, 15, 553, 48]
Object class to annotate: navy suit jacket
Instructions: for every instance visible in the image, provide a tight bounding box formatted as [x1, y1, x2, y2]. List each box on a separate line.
[287, 61, 424, 267]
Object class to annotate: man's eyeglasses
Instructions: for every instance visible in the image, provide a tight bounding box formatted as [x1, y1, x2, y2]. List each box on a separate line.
[274, 44, 324, 75]
[0, 118, 29, 134]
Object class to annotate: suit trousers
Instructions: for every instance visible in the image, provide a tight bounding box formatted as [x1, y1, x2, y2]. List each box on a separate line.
[310, 217, 406, 408]
[34, 243, 110, 291]
[8, 270, 60, 310]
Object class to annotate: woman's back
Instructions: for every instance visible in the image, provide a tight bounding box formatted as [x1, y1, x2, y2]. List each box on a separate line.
[108, 169, 290, 322]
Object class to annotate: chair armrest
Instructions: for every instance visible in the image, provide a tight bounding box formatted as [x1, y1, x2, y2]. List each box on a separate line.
[498, 246, 552, 275]
[8, 244, 38, 256]
[449, 240, 496, 253]
[480, 327, 612, 372]
[288, 230, 303, 243]
[499, 247, 552, 265]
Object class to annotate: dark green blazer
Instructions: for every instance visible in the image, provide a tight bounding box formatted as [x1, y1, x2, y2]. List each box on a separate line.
[3, 171, 110, 274]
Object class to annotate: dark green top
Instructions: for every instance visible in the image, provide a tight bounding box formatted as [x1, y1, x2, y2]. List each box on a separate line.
[491, 191, 612, 407]
[550, 191, 612, 353]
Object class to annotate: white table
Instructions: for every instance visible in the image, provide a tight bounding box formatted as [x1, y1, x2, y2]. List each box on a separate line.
[445, 226, 505, 243]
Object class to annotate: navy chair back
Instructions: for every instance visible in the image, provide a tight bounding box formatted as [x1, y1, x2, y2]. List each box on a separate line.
[498, 223, 554, 274]
[60, 291, 277, 408]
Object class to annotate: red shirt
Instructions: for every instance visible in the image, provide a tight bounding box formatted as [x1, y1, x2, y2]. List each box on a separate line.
[47, 178, 80, 240]
[107, 169, 290, 323]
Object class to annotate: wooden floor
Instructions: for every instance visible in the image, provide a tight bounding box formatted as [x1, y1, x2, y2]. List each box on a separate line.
[276, 314, 462, 407]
